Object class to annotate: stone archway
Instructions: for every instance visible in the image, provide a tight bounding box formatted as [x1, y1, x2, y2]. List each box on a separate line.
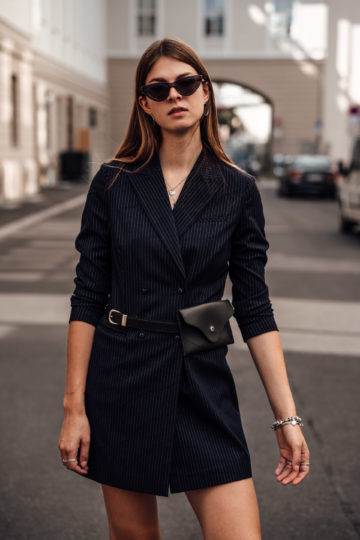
[213, 79, 274, 170]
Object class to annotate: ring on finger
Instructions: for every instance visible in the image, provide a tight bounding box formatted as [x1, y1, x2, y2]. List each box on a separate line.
[286, 460, 292, 466]
[300, 462, 310, 466]
[62, 458, 77, 463]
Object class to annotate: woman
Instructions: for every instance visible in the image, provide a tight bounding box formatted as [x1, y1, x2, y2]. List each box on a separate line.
[58, 38, 310, 540]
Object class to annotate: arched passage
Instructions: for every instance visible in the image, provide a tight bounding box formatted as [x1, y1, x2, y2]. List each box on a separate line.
[213, 79, 274, 172]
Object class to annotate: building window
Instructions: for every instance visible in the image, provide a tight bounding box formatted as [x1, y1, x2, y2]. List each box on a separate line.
[11, 74, 18, 147]
[67, 95, 74, 150]
[45, 91, 52, 150]
[270, 0, 295, 37]
[89, 107, 97, 128]
[137, 0, 156, 37]
[204, 0, 224, 37]
[351, 138, 360, 171]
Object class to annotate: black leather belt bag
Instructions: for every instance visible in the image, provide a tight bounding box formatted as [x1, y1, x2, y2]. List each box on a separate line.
[108, 299, 235, 357]
[176, 299, 235, 356]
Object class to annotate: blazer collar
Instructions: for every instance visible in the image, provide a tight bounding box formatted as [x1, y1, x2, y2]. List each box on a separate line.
[126, 147, 224, 279]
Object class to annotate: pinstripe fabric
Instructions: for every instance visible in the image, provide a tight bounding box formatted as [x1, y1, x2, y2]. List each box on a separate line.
[68, 148, 278, 496]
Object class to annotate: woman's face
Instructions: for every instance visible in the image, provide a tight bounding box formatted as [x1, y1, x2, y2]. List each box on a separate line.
[138, 56, 209, 134]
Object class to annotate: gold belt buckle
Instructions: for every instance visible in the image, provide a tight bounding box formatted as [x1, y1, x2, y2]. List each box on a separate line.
[108, 309, 128, 326]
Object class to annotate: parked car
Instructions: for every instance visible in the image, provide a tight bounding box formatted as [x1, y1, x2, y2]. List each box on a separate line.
[272, 153, 294, 178]
[227, 146, 261, 177]
[337, 137, 360, 234]
[277, 155, 337, 198]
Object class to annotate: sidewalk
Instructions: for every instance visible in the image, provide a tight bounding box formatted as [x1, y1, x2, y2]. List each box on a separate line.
[0, 181, 89, 240]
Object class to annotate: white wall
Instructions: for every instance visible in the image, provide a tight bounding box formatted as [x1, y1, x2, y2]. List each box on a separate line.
[323, 0, 360, 160]
[107, 0, 328, 60]
[0, 0, 107, 84]
[0, 0, 32, 35]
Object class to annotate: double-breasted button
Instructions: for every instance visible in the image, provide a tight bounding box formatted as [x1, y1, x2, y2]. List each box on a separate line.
[141, 287, 148, 294]
[177, 287, 184, 294]
[174, 334, 180, 340]
[138, 332, 145, 338]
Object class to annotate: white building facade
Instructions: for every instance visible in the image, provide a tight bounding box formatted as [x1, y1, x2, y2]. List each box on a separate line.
[0, 0, 110, 203]
[0, 1, 359, 203]
[323, 0, 360, 162]
[107, 0, 329, 160]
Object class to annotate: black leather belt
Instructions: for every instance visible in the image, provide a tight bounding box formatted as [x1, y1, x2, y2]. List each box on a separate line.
[108, 308, 178, 334]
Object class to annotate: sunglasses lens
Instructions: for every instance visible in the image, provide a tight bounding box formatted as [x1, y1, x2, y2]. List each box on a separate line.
[176, 77, 201, 96]
[142, 76, 204, 101]
[146, 83, 169, 101]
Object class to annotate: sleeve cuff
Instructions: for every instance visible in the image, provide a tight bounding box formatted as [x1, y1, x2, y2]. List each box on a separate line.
[68, 305, 104, 328]
[238, 316, 279, 342]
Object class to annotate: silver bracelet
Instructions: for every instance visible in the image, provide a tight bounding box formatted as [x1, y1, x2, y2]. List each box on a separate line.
[271, 415, 303, 431]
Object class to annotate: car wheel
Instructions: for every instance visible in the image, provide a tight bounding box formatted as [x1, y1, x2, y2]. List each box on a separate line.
[338, 204, 354, 233]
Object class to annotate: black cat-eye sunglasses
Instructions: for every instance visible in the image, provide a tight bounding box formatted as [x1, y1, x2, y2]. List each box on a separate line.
[140, 75, 207, 102]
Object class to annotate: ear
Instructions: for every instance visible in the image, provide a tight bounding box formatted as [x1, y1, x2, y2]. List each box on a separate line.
[138, 95, 152, 115]
[202, 82, 210, 104]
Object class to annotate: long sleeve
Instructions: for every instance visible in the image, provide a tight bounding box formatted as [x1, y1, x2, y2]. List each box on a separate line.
[228, 177, 278, 342]
[68, 164, 111, 327]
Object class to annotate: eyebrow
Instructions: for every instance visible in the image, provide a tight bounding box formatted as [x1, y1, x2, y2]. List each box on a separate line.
[147, 72, 195, 84]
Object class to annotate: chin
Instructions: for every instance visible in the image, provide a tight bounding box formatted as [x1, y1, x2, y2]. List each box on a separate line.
[163, 119, 200, 134]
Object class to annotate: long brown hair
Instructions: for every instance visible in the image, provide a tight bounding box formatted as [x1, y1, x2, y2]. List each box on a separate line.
[105, 37, 239, 184]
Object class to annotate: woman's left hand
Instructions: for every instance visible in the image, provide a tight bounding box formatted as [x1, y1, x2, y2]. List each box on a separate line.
[274, 425, 310, 486]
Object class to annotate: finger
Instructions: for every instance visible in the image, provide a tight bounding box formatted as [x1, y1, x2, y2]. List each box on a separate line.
[276, 461, 293, 482]
[291, 445, 310, 485]
[79, 438, 90, 471]
[275, 456, 287, 476]
[60, 439, 88, 475]
[63, 453, 88, 475]
[63, 454, 81, 473]
[281, 446, 301, 485]
[292, 465, 310, 485]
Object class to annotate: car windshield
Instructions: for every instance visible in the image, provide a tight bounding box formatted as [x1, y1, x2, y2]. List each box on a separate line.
[293, 156, 331, 172]
[229, 148, 250, 159]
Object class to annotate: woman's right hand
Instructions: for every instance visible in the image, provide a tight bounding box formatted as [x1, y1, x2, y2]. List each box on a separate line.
[58, 411, 90, 475]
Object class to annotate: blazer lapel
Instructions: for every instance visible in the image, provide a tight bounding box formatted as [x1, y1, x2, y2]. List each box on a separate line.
[171, 149, 224, 238]
[127, 148, 224, 279]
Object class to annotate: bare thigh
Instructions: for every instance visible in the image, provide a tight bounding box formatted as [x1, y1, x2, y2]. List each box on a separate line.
[101, 484, 161, 540]
[185, 478, 261, 540]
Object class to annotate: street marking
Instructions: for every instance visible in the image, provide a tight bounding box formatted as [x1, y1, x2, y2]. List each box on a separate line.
[272, 297, 360, 335]
[0, 294, 70, 324]
[267, 252, 360, 274]
[272, 331, 360, 357]
[0, 194, 86, 241]
[0, 293, 358, 356]
[0, 325, 15, 339]
[0, 272, 44, 282]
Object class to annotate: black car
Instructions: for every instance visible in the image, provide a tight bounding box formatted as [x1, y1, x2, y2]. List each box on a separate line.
[277, 155, 337, 198]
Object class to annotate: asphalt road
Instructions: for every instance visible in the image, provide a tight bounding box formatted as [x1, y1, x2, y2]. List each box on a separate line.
[0, 179, 359, 539]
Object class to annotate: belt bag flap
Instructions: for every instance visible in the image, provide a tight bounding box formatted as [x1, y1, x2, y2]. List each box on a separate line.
[176, 299, 235, 356]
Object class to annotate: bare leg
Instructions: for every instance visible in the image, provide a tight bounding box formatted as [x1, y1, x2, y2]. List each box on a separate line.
[101, 484, 162, 540]
[185, 478, 261, 540]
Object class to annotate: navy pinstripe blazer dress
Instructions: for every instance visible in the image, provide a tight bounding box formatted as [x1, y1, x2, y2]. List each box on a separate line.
[68, 147, 278, 497]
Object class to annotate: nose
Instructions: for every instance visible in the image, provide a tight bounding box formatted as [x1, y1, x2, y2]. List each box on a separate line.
[167, 85, 181, 101]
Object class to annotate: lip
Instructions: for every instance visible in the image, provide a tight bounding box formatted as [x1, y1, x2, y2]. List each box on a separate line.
[168, 107, 188, 115]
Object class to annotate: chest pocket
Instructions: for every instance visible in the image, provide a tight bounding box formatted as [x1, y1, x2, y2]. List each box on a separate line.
[197, 188, 236, 222]
[197, 205, 233, 222]
[197, 213, 230, 222]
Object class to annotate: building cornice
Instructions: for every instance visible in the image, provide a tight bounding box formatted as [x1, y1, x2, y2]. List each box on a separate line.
[107, 49, 325, 63]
